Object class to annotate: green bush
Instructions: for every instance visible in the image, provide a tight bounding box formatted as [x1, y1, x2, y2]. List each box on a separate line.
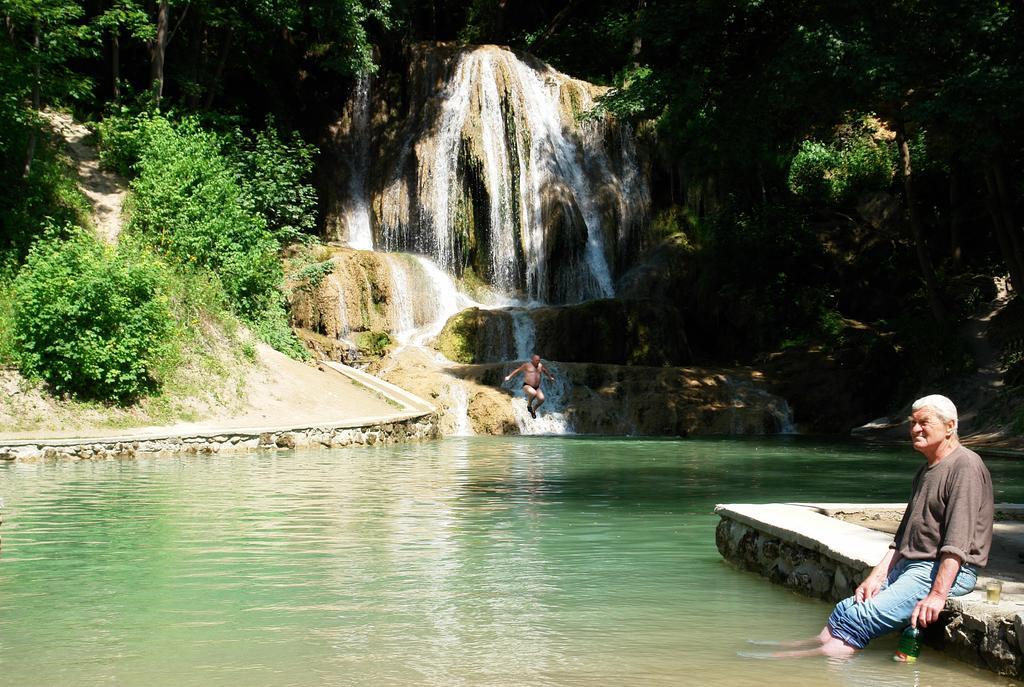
[230, 119, 319, 246]
[126, 116, 282, 320]
[0, 127, 90, 264]
[788, 127, 894, 205]
[787, 141, 837, 204]
[96, 107, 156, 176]
[0, 274, 16, 366]
[12, 230, 175, 402]
[357, 330, 392, 358]
[118, 113, 309, 358]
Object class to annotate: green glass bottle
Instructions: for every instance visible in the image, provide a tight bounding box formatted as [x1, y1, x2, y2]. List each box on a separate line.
[893, 626, 921, 662]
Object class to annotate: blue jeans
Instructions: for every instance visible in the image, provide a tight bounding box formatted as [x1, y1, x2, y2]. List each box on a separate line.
[827, 558, 977, 649]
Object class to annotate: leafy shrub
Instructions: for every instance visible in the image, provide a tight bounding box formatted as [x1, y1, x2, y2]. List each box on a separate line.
[0, 274, 16, 366]
[786, 141, 837, 204]
[357, 330, 391, 357]
[230, 119, 319, 246]
[0, 127, 90, 264]
[96, 107, 156, 176]
[12, 230, 174, 402]
[128, 116, 310, 357]
[126, 116, 282, 320]
[788, 126, 895, 205]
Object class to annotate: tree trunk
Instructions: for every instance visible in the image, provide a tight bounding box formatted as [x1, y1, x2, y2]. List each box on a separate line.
[632, 0, 646, 66]
[993, 162, 1024, 279]
[895, 122, 946, 323]
[203, 29, 232, 110]
[531, 0, 583, 48]
[22, 21, 40, 180]
[112, 31, 121, 104]
[149, 0, 170, 106]
[985, 161, 1024, 295]
[948, 167, 962, 269]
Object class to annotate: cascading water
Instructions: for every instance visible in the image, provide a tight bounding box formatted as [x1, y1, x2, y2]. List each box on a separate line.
[326, 45, 658, 437]
[502, 361, 573, 435]
[412, 256, 469, 341]
[327, 271, 358, 360]
[377, 45, 648, 304]
[386, 255, 416, 341]
[444, 381, 473, 436]
[343, 74, 374, 250]
[510, 309, 536, 360]
[724, 377, 798, 435]
[384, 254, 475, 346]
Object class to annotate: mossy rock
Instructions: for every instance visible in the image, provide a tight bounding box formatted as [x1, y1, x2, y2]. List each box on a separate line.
[530, 299, 690, 366]
[356, 330, 392, 358]
[435, 309, 484, 364]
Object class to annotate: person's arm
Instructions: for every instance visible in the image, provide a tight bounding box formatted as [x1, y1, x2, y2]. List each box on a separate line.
[504, 364, 526, 383]
[542, 364, 555, 381]
[855, 548, 900, 603]
[911, 552, 963, 627]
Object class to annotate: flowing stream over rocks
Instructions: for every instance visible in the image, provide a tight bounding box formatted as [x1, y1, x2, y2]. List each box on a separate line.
[302, 43, 793, 437]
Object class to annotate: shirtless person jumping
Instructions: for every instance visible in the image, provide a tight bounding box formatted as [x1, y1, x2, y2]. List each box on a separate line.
[504, 354, 556, 419]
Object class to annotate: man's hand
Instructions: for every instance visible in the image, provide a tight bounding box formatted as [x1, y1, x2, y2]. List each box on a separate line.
[911, 591, 947, 628]
[854, 573, 885, 603]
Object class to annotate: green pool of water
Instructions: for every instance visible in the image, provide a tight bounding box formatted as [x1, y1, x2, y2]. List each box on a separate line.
[1, 437, 1021, 686]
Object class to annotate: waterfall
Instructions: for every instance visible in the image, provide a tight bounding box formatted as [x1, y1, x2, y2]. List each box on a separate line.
[502, 362, 573, 435]
[323, 45, 654, 439]
[725, 377, 798, 435]
[445, 381, 474, 436]
[375, 45, 649, 304]
[327, 271, 352, 339]
[344, 74, 374, 250]
[510, 309, 536, 360]
[328, 271, 358, 359]
[386, 255, 416, 341]
[384, 254, 473, 346]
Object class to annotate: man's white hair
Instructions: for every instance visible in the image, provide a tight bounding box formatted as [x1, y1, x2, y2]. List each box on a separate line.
[912, 394, 959, 433]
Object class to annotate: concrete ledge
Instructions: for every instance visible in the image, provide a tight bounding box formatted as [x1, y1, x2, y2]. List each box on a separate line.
[321, 361, 434, 414]
[715, 503, 892, 572]
[0, 414, 440, 461]
[716, 502, 1024, 678]
[0, 362, 440, 461]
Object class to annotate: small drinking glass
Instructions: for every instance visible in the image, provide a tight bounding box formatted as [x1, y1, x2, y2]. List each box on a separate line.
[985, 579, 1003, 604]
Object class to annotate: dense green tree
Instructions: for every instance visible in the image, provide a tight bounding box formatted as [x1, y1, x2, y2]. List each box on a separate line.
[1, 0, 93, 175]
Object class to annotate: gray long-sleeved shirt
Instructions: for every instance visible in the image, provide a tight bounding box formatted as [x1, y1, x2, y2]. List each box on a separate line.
[891, 445, 993, 567]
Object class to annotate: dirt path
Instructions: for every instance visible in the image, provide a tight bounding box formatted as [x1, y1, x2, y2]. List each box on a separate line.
[43, 110, 126, 244]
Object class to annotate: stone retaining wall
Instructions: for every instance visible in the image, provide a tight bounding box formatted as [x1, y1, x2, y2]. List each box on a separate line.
[0, 414, 439, 461]
[715, 516, 868, 601]
[715, 515, 1024, 678]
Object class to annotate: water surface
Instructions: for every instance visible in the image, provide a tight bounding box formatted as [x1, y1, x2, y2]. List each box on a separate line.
[1, 437, 1020, 686]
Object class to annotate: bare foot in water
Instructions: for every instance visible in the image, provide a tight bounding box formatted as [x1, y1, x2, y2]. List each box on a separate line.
[529, 406, 537, 419]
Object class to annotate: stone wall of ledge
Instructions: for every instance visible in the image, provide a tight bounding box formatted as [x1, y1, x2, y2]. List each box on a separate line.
[0, 415, 439, 461]
[715, 516, 869, 601]
[715, 513, 1024, 678]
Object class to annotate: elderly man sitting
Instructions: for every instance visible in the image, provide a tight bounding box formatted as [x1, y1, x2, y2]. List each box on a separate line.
[776, 394, 993, 657]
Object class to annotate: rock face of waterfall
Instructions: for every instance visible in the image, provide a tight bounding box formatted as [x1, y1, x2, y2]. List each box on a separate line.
[288, 247, 471, 360]
[307, 43, 803, 437]
[326, 43, 650, 304]
[434, 301, 692, 366]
